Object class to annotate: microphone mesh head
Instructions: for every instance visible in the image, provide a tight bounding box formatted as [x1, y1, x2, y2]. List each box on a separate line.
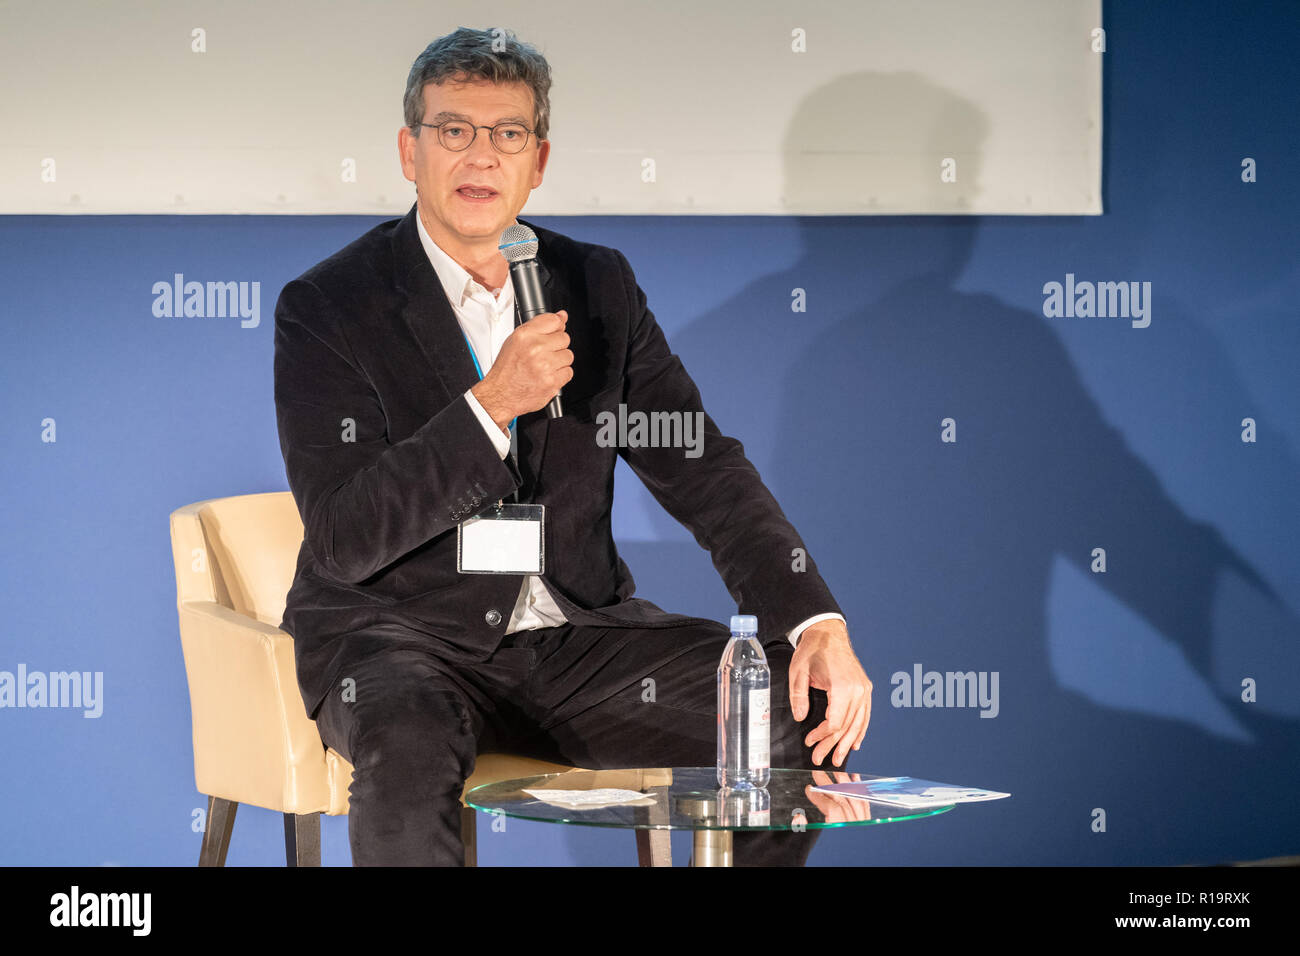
[498, 223, 539, 262]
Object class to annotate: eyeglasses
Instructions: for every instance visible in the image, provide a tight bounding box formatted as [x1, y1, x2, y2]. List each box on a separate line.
[418, 120, 536, 154]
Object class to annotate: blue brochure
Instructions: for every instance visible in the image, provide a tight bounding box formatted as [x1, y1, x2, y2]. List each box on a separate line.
[811, 776, 1010, 809]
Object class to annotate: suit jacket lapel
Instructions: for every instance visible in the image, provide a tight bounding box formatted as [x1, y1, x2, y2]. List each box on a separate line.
[512, 216, 559, 499]
[392, 204, 480, 406]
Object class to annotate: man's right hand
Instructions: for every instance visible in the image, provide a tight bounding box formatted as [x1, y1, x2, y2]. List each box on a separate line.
[471, 310, 572, 430]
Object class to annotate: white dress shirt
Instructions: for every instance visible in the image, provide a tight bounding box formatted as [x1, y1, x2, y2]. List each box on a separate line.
[414, 213, 843, 647]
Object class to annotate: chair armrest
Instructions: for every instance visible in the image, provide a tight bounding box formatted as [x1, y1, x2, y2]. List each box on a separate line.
[176, 599, 334, 814]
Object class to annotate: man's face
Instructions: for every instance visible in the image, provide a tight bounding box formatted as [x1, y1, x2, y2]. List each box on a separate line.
[399, 75, 549, 252]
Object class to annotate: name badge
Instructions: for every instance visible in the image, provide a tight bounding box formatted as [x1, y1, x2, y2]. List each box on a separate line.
[457, 503, 545, 574]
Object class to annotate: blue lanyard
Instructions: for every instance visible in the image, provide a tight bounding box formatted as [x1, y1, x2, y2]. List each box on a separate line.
[461, 330, 517, 434]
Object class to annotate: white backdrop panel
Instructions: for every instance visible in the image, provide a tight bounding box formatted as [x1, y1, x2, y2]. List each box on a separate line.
[0, 0, 1102, 215]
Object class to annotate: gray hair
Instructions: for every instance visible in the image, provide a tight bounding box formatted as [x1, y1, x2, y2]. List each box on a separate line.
[403, 27, 552, 142]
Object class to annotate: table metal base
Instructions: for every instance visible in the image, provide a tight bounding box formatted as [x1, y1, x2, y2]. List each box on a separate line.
[691, 828, 733, 867]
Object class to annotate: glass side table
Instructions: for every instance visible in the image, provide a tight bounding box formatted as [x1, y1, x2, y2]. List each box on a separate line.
[466, 767, 955, 866]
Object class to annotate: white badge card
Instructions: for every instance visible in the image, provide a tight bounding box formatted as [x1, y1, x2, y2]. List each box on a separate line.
[457, 503, 545, 574]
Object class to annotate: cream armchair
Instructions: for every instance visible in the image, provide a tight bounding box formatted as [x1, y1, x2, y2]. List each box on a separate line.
[169, 492, 669, 865]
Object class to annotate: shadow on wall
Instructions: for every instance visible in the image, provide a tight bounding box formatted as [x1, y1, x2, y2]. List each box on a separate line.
[576, 69, 1300, 866]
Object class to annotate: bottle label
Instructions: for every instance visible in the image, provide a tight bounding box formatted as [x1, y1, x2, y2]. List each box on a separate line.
[748, 687, 770, 770]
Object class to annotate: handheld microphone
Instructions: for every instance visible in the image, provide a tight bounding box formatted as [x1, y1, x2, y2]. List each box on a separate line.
[499, 223, 562, 419]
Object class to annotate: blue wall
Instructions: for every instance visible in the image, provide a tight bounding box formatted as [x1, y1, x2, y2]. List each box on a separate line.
[2, 0, 1297, 865]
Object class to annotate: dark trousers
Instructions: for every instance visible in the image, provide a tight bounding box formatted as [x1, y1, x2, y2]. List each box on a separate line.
[312, 618, 830, 866]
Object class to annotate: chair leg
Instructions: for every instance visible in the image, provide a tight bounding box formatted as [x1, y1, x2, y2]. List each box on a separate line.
[283, 812, 321, 866]
[636, 829, 672, 867]
[461, 806, 478, 867]
[199, 795, 237, 867]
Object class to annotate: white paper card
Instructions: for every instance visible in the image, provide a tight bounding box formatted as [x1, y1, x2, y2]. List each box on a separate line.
[458, 507, 543, 574]
[522, 788, 657, 810]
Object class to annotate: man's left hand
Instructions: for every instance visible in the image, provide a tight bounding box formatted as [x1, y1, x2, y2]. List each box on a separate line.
[789, 619, 872, 767]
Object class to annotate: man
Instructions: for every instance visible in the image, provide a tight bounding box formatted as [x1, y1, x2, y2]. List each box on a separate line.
[273, 26, 872, 866]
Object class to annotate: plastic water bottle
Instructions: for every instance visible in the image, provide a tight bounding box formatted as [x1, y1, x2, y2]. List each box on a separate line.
[717, 614, 771, 789]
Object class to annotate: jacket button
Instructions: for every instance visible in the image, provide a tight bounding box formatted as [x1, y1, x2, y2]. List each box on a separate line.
[485, 608, 502, 626]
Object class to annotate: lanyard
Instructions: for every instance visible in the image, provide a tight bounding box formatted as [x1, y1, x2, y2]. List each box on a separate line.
[460, 328, 521, 508]
[460, 330, 517, 435]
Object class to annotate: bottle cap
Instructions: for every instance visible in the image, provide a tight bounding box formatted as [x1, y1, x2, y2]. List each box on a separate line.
[729, 614, 758, 636]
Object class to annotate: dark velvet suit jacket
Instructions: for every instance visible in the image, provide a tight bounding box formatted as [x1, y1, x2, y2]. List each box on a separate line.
[273, 203, 841, 719]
